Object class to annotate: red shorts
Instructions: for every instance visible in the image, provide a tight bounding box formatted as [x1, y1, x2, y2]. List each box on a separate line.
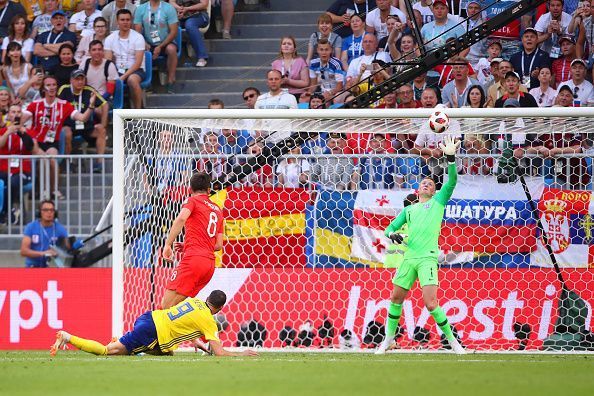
[166, 256, 215, 297]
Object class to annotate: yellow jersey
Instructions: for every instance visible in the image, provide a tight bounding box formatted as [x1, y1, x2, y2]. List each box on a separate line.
[151, 298, 219, 353]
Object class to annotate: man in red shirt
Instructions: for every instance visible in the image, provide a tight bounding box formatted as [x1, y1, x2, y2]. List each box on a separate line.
[161, 172, 224, 309]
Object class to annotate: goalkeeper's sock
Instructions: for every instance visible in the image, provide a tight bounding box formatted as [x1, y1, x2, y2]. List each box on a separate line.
[70, 335, 108, 356]
[429, 306, 455, 341]
[385, 303, 402, 338]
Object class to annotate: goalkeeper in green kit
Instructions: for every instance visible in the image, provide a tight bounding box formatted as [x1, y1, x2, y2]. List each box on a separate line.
[376, 135, 465, 355]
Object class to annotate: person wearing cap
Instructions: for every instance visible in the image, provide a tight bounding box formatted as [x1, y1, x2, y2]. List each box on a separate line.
[0, 0, 26, 37]
[509, 28, 552, 90]
[69, 0, 103, 39]
[420, 0, 466, 52]
[495, 71, 538, 108]
[551, 34, 580, 85]
[535, 0, 572, 56]
[557, 58, 594, 103]
[33, 10, 77, 70]
[474, 39, 502, 82]
[486, 60, 529, 107]
[58, 69, 108, 173]
[31, 0, 61, 39]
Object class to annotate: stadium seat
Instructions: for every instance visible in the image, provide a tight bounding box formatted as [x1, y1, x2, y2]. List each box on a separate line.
[112, 79, 124, 111]
[298, 103, 309, 109]
[140, 51, 153, 90]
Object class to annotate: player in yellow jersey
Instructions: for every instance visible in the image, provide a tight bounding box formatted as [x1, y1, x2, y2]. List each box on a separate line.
[50, 290, 258, 357]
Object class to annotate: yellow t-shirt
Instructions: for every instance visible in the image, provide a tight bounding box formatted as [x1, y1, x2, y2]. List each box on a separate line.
[19, 0, 44, 22]
[151, 298, 219, 353]
[60, 0, 82, 15]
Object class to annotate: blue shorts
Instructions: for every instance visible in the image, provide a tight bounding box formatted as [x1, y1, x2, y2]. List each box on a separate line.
[119, 311, 159, 355]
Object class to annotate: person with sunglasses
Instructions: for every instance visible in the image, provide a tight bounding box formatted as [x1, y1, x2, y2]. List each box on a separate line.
[241, 86, 260, 109]
[69, 0, 103, 40]
[557, 58, 594, 104]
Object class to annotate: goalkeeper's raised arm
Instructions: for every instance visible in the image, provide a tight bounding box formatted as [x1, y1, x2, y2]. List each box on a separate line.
[435, 135, 460, 205]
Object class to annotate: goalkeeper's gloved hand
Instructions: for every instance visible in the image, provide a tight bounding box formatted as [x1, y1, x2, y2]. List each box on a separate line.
[438, 135, 461, 163]
[388, 233, 404, 244]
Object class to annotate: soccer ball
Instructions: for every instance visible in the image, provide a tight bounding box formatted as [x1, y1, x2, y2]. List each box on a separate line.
[428, 110, 450, 133]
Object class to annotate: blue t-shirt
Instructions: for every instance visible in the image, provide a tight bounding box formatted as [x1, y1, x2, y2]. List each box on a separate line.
[134, 1, 178, 46]
[358, 157, 396, 190]
[23, 220, 69, 268]
[35, 29, 78, 69]
[341, 34, 364, 65]
[420, 17, 465, 50]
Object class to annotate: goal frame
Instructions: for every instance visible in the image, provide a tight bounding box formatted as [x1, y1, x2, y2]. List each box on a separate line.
[112, 107, 594, 341]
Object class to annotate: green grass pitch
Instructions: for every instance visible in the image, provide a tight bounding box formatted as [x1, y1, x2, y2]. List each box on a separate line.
[1, 351, 593, 396]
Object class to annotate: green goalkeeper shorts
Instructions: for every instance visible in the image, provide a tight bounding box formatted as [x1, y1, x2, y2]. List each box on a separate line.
[393, 257, 439, 290]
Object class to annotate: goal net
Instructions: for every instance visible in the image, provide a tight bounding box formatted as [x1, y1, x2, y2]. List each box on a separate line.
[113, 108, 594, 352]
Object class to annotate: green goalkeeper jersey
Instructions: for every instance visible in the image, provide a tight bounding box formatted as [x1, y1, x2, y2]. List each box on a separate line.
[384, 163, 457, 260]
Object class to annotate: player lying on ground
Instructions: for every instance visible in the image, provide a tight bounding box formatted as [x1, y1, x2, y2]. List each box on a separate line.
[51, 290, 258, 357]
[376, 135, 465, 355]
[161, 172, 224, 310]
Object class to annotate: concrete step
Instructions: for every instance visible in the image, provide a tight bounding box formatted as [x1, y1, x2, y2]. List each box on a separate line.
[207, 38, 309, 53]
[0, 250, 23, 266]
[59, 173, 114, 186]
[230, 24, 317, 38]
[175, 66, 268, 80]
[173, 79, 266, 93]
[208, 52, 277, 67]
[56, 199, 111, 213]
[233, 10, 321, 25]
[268, 0, 329, 11]
[146, 92, 245, 108]
[57, 186, 113, 200]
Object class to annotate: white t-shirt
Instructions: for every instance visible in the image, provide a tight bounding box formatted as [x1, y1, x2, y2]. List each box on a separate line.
[346, 52, 391, 80]
[69, 10, 103, 37]
[1, 37, 34, 54]
[104, 30, 146, 71]
[276, 159, 310, 188]
[557, 79, 594, 104]
[529, 86, 557, 107]
[413, 2, 434, 25]
[415, 123, 462, 148]
[534, 12, 572, 54]
[255, 91, 298, 109]
[365, 7, 407, 41]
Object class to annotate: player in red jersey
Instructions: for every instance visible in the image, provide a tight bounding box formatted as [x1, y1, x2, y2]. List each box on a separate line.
[161, 172, 224, 309]
[22, 75, 96, 199]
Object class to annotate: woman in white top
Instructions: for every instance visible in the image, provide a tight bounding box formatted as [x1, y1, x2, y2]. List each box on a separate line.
[528, 67, 557, 107]
[75, 17, 109, 63]
[276, 146, 310, 188]
[2, 42, 32, 99]
[1, 15, 34, 63]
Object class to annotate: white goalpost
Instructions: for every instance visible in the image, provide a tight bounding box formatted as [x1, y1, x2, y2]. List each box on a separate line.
[112, 108, 594, 352]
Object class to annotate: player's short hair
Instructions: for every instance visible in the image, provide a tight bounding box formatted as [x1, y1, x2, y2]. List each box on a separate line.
[190, 172, 211, 193]
[207, 290, 227, 309]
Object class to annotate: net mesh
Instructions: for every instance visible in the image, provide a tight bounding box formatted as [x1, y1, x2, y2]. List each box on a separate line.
[118, 112, 594, 352]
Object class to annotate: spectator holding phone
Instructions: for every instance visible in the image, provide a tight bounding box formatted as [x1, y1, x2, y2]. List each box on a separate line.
[16, 65, 44, 107]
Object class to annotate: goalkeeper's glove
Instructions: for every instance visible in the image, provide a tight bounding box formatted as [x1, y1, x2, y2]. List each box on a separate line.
[388, 232, 404, 244]
[438, 134, 461, 163]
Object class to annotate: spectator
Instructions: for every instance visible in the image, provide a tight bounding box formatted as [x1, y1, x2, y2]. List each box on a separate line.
[104, 9, 146, 109]
[196, 131, 224, 180]
[102, 0, 136, 33]
[69, 0, 102, 39]
[535, 0, 572, 57]
[396, 84, 420, 109]
[413, 0, 435, 27]
[510, 28, 552, 90]
[23, 75, 96, 199]
[357, 133, 397, 189]
[377, 14, 405, 53]
[377, 90, 396, 108]
[213, 0, 235, 40]
[474, 40, 502, 86]
[75, 17, 109, 63]
[31, 0, 60, 38]
[345, 33, 390, 89]
[276, 146, 310, 188]
[487, 60, 528, 106]
[271, 36, 309, 101]
[16, 65, 43, 107]
[80, 40, 119, 99]
[551, 34, 579, 86]
[366, 0, 406, 41]
[49, 43, 80, 87]
[2, 42, 33, 97]
[440, 56, 479, 108]
[464, 0, 487, 66]
[255, 69, 298, 109]
[134, 0, 179, 93]
[21, 199, 70, 268]
[462, 85, 490, 174]
[557, 58, 594, 103]
[495, 71, 539, 107]
[242, 86, 260, 109]
[0, 0, 26, 38]
[58, 69, 108, 171]
[412, 72, 434, 101]
[0, 104, 35, 225]
[574, 0, 594, 79]
[241, 141, 273, 188]
[306, 13, 343, 65]
[34, 10, 77, 71]
[326, 0, 376, 38]
[529, 66, 557, 107]
[310, 133, 356, 190]
[1, 14, 34, 63]
[171, 0, 209, 68]
[0, 86, 11, 116]
[388, 33, 420, 72]
[420, 0, 464, 51]
[433, 50, 477, 88]
[340, 13, 366, 67]
[309, 39, 346, 104]
[19, 0, 43, 23]
[398, 86, 439, 152]
[61, 0, 83, 18]
[144, 129, 191, 194]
